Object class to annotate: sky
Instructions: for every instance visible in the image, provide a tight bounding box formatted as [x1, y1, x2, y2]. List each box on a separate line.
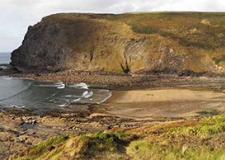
[1, 0, 225, 52]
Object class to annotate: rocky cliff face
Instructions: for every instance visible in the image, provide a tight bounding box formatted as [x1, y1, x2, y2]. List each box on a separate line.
[11, 13, 225, 75]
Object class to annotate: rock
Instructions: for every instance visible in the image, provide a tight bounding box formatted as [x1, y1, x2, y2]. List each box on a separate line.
[89, 113, 110, 119]
[201, 19, 211, 26]
[11, 13, 225, 75]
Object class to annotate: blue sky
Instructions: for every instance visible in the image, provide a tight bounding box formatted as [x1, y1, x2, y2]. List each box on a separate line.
[1, 0, 225, 52]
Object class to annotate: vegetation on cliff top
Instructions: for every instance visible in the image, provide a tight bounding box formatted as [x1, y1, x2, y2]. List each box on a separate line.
[12, 12, 225, 75]
[13, 115, 225, 160]
[46, 12, 225, 61]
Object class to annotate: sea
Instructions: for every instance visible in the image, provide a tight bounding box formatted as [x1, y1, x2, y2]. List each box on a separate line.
[0, 52, 111, 113]
[0, 52, 10, 64]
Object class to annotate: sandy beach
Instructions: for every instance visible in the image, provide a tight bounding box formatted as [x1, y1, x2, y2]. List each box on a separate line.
[104, 88, 225, 120]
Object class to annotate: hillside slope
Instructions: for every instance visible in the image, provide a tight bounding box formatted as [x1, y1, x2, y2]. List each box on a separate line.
[11, 12, 225, 75]
[13, 116, 225, 160]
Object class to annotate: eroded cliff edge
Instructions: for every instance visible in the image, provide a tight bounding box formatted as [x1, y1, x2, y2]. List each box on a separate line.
[11, 13, 225, 75]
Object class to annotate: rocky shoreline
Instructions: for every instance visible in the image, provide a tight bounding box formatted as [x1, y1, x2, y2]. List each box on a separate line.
[3, 68, 225, 90]
[1, 68, 225, 159]
[5, 108, 225, 160]
[0, 105, 173, 159]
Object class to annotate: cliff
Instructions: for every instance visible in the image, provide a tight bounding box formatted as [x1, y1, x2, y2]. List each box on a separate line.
[11, 12, 225, 75]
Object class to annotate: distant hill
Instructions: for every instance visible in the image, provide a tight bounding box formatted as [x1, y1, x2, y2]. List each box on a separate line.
[11, 12, 225, 76]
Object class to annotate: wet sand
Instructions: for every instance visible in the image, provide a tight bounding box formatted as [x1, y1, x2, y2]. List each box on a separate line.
[110, 89, 225, 102]
[104, 88, 225, 120]
[2, 69, 225, 121]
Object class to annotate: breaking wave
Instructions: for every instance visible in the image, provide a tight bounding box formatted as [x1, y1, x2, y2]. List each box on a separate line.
[82, 91, 93, 98]
[34, 81, 65, 89]
[68, 83, 89, 89]
[0, 77, 112, 111]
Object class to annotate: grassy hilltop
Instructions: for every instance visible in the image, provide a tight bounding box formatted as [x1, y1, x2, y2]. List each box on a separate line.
[13, 115, 225, 160]
[11, 12, 225, 75]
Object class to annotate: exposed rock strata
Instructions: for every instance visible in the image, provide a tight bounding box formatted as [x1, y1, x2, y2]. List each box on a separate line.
[11, 13, 225, 75]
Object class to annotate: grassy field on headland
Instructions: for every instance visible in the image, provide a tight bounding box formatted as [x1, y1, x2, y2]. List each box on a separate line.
[11, 12, 225, 75]
[13, 115, 225, 160]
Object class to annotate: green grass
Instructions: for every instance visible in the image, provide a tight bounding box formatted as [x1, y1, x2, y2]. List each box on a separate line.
[80, 131, 136, 159]
[14, 135, 68, 160]
[13, 132, 134, 160]
[29, 136, 68, 155]
[169, 115, 225, 138]
[127, 115, 225, 160]
[127, 140, 225, 160]
[13, 116, 225, 160]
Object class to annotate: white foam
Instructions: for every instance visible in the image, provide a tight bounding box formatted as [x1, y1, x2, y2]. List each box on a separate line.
[64, 95, 73, 98]
[82, 91, 93, 99]
[0, 66, 8, 70]
[72, 98, 81, 103]
[2, 76, 13, 80]
[63, 95, 81, 99]
[0, 78, 112, 109]
[96, 91, 112, 104]
[35, 82, 65, 89]
[9, 104, 26, 109]
[69, 83, 89, 89]
[58, 103, 68, 107]
[56, 82, 65, 89]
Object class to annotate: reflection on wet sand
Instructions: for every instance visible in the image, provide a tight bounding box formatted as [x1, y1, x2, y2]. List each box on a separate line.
[106, 89, 225, 120]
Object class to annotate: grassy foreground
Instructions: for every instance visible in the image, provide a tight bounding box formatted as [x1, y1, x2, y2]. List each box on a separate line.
[13, 115, 225, 160]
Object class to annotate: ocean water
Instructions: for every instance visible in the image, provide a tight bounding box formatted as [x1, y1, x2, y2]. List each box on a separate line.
[0, 77, 112, 113]
[0, 52, 10, 64]
[0, 53, 111, 113]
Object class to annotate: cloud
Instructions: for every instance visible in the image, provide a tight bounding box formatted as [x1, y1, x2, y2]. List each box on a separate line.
[0, 0, 225, 51]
